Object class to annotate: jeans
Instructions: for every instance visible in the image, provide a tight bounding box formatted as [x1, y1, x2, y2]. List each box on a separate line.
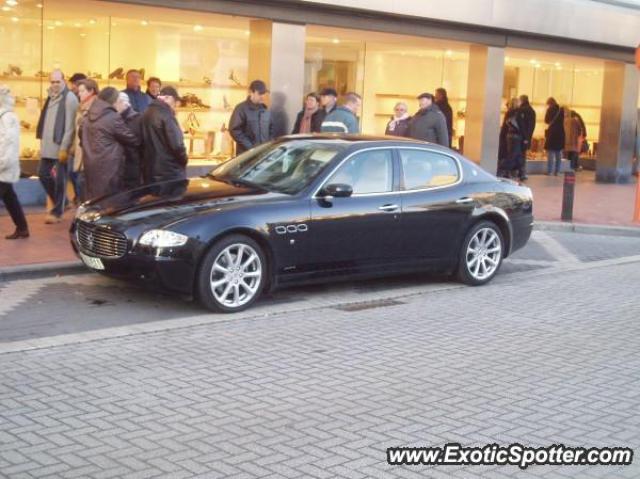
[0, 182, 28, 232]
[68, 156, 84, 203]
[546, 150, 562, 175]
[38, 157, 67, 217]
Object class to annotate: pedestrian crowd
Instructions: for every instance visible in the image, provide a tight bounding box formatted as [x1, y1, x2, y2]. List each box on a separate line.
[497, 94, 587, 180]
[0, 68, 592, 241]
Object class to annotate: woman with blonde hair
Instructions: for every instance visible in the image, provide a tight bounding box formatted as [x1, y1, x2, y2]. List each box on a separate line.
[0, 85, 29, 239]
[385, 102, 411, 137]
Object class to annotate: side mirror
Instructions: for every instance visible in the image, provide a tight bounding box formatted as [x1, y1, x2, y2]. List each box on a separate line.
[322, 183, 353, 198]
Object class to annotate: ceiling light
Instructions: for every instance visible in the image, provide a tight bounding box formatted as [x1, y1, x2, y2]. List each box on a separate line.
[74, 22, 81, 27]
[505, 56, 510, 62]
[6, 0, 18, 7]
[244, 30, 249, 35]
[332, 38, 340, 44]
[54, 20, 62, 26]
[1, 6, 11, 11]
[529, 59, 536, 64]
[10, 16, 18, 22]
[141, 20, 148, 26]
[445, 49, 452, 57]
[80, 33, 86, 37]
[46, 25, 54, 29]
[89, 19, 96, 25]
[36, 3, 43, 7]
[193, 24, 203, 32]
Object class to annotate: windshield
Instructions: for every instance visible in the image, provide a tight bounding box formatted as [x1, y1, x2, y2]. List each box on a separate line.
[209, 140, 346, 194]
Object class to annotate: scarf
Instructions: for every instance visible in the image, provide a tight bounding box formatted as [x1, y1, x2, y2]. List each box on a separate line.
[299, 107, 319, 134]
[387, 112, 410, 132]
[36, 87, 69, 145]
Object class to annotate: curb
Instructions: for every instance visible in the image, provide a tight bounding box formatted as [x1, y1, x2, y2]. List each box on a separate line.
[0, 260, 86, 282]
[1, 221, 638, 282]
[534, 221, 640, 238]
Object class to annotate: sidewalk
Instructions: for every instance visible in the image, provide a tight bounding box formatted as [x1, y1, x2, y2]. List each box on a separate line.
[1, 170, 638, 271]
[526, 170, 638, 226]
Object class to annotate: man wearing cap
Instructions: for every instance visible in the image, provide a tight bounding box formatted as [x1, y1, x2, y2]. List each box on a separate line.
[318, 87, 338, 124]
[141, 85, 188, 183]
[229, 80, 273, 155]
[320, 92, 361, 134]
[408, 92, 449, 147]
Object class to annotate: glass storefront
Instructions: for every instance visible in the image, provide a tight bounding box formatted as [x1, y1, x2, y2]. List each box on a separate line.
[305, 26, 469, 149]
[503, 48, 604, 160]
[1, 0, 252, 166]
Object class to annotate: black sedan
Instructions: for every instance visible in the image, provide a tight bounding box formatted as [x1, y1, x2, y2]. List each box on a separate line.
[71, 135, 533, 313]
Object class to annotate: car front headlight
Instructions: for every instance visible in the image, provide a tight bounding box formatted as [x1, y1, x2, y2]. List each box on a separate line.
[139, 230, 189, 248]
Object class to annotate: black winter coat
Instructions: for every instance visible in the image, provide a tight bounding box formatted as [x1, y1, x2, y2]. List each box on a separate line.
[141, 100, 188, 184]
[435, 99, 453, 147]
[80, 99, 139, 200]
[518, 102, 536, 150]
[384, 117, 411, 137]
[498, 108, 525, 172]
[121, 107, 144, 189]
[544, 104, 565, 151]
[291, 109, 324, 134]
[408, 105, 449, 147]
[229, 98, 273, 154]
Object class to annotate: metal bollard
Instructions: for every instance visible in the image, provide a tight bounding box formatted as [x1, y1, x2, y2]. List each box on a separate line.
[561, 171, 576, 222]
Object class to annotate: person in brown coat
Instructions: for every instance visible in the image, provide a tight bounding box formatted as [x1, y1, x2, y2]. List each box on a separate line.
[80, 87, 140, 200]
[563, 106, 582, 171]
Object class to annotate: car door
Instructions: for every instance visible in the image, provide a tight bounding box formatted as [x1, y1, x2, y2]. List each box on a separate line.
[398, 148, 474, 261]
[308, 148, 401, 273]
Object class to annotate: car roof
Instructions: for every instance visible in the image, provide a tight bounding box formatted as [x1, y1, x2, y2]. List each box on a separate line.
[279, 134, 455, 154]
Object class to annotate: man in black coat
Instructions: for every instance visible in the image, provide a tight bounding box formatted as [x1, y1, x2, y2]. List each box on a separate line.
[435, 88, 453, 148]
[141, 86, 188, 184]
[116, 92, 144, 189]
[517, 95, 536, 180]
[408, 92, 449, 147]
[229, 80, 274, 155]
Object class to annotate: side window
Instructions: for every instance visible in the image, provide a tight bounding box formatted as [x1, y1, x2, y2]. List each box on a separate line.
[326, 150, 394, 194]
[399, 149, 460, 190]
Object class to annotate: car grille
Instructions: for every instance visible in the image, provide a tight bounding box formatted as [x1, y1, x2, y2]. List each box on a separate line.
[77, 222, 128, 258]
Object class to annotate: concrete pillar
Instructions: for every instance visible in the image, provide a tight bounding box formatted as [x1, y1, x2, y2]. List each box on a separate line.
[464, 45, 505, 173]
[596, 62, 639, 183]
[248, 20, 306, 138]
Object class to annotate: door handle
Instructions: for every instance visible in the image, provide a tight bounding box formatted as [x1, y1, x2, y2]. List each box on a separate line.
[456, 197, 474, 204]
[378, 204, 399, 212]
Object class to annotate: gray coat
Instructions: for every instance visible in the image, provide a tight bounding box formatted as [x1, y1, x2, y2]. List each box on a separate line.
[408, 105, 449, 147]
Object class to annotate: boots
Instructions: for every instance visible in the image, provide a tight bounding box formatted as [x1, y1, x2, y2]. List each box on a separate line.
[5, 229, 29, 240]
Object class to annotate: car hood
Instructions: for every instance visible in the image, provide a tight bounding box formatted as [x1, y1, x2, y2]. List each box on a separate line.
[82, 177, 283, 225]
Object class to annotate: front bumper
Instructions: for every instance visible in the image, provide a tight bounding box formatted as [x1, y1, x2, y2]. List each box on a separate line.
[70, 222, 197, 295]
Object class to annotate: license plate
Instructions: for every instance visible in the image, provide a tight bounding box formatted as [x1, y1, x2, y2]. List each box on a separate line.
[80, 252, 105, 270]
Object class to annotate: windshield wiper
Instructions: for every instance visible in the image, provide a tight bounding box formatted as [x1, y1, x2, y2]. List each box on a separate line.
[228, 177, 269, 191]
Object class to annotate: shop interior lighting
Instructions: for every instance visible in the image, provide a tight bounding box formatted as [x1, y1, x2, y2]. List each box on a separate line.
[332, 38, 340, 44]
[1, 6, 11, 11]
[6, 0, 18, 7]
[193, 24, 203, 32]
[10, 15, 18, 22]
[36, 3, 43, 7]
[89, 19, 96, 24]
[141, 20, 149, 26]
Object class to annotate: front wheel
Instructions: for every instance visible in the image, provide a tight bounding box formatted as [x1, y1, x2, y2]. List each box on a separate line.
[457, 221, 504, 286]
[197, 234, 267, 313]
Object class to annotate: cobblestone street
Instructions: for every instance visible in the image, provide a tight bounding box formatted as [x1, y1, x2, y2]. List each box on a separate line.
[1, 230, 639, 478]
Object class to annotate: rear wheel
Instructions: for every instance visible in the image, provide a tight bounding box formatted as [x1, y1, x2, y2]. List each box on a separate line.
[457, 221, 504, 285]
[197, 234, 266, 313]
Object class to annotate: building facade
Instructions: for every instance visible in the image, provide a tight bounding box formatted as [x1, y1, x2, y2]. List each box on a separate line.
[2, 0, 638, 182]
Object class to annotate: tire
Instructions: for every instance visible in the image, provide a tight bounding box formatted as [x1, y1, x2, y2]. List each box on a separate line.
[456, 220, 504, 286]
[197, 234, 267, 313]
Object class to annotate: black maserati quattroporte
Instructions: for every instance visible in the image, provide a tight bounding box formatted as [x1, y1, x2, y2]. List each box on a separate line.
[71, 135, 533, 312]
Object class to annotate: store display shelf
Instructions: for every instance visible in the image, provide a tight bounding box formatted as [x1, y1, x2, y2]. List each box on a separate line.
[176, 107, 232, 113]
[0, 75, 46, 83]
[376, 93, 465, 101]
[107, 78, 246, 90]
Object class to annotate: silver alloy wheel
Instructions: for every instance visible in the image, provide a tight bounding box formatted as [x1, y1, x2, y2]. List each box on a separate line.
[210, 243, 262, 309]
[465, 227, 502, 281]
